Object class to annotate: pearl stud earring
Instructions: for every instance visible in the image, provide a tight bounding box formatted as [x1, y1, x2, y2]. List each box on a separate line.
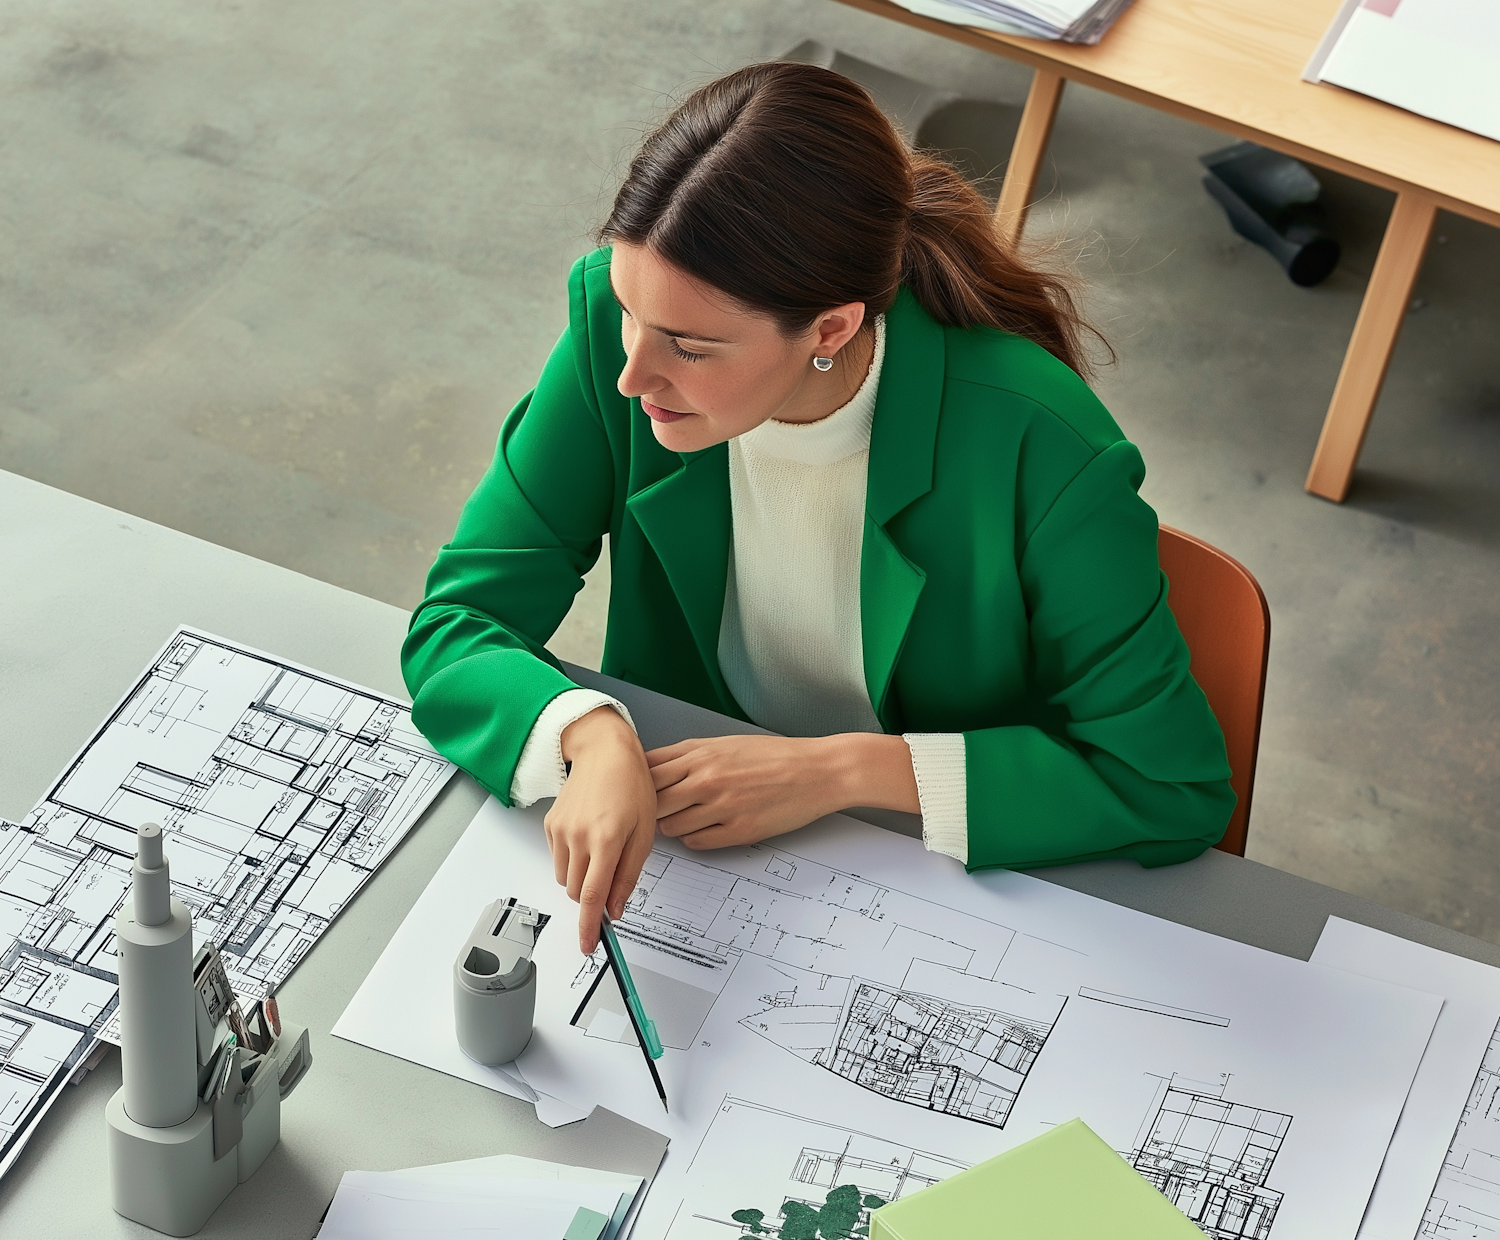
[812, 356, 834, 372]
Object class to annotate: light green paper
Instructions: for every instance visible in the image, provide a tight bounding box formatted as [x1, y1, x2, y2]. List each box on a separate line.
[869, 1119, 1204, 1240]
[563, 1205, 610, 1240]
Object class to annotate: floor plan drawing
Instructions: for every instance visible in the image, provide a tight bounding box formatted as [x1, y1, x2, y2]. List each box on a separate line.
[665, 1095, 968, 1239]
[568, 843, 1077, 1060]
[1419, 1020, 1500, 1239]
[342, 795, 1448, 1240]
[0, 1002, 87, 1173]
[744, 979, 1057, 1129]
[1126, 1075, 1291, 1240]
[0, 628, 455, 1172]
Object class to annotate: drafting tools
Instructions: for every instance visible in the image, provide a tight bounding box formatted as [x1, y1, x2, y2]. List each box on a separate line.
[201, 1034, 238, 1104]
[599, 915, 666, 1112]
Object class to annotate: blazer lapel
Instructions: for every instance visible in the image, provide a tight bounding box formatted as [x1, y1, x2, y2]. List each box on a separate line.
[862, 290, 945, 729]
[625, 439, 737, 714]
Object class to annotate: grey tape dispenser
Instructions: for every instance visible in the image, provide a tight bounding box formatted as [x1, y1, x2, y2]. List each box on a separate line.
[453, 898, 549, 1065]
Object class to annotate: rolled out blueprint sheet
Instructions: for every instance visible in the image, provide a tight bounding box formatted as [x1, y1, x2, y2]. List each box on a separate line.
[336, 798, 1441, 1240]
[0, 627, 455, 1173]
[1312, 918, 1500, 1240]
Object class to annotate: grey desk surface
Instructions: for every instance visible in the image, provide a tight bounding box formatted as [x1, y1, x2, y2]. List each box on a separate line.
[3, 466, 1497, 1237]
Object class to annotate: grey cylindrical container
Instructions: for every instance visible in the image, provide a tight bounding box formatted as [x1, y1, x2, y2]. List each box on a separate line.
[454, 958, 536, 1065]
[117, 823, 198, 1129]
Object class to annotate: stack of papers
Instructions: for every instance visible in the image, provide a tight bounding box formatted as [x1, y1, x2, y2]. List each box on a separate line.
[1304, 0, 1500, 142]
[336, 799, 1450, 1240]
[316, 1154, 645, 1240]
[1309, 919, 1500, 1238]
[892, 0, 1135, 44]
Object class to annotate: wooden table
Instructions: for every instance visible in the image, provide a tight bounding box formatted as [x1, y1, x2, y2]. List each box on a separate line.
[834, 0, 1500, 502]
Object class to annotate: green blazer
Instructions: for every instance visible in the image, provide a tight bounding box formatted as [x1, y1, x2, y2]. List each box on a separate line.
[403, 248, 1234, 870]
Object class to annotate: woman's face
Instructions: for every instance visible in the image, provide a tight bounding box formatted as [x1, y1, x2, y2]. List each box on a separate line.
[610, 242, 866, 453]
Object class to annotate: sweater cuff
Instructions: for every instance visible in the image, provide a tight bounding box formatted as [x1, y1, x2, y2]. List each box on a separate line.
[903, 733, 968, 864]
[511, 689, 636, 807]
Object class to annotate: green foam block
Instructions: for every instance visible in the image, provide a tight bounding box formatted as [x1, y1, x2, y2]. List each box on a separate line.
[869, 1119, 1205, 1240]
[563, 1205, 611, 1240]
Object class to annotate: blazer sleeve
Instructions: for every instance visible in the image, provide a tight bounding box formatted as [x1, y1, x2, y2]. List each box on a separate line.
[401, 275, 616, 803]
[963, 439, 1236, 870]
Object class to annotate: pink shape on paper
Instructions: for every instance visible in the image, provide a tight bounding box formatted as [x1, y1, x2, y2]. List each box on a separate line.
[1362, 0, 1402, 14]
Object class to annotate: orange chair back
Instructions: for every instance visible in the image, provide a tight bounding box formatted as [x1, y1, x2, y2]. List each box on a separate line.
[1157, 526, 1270, 857]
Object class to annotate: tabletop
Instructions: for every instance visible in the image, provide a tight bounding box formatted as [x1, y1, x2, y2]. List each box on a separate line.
[835, 0, 1500, 228]
[3, 466, 1498, 1237]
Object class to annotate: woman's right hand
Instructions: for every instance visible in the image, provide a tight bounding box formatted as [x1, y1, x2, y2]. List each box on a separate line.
[546, 706, 658, 954]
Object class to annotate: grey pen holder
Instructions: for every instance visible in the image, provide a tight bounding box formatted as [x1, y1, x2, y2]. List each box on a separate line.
[452, 898, 547, 1065]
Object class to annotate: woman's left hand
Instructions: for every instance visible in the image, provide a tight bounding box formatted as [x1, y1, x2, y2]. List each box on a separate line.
[647, 732, 919, 850]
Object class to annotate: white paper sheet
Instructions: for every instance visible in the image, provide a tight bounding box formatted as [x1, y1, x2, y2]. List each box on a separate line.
[330, 855, 590, 1125]
[337, 797, 1441, 1240]
[1312, 0, 1500, 142]
[400, 1154, 645, 1240]
[0, 627, 456, 1174]
[316, 1170, 623, 1240]
[1312, 917, 1500, 1239]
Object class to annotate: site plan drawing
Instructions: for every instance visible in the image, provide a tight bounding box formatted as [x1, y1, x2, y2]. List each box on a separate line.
[0, 627, 455, 1173]
[665, 1095, 969, 1240]
[337, 796, 1446, 1239]
[1126, 1075, 1290, 1240]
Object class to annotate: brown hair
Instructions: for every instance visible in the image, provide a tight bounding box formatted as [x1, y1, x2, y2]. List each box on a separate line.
[600, 61, 1102, 377]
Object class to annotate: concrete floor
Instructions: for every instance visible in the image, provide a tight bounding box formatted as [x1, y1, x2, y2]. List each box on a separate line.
[3, 3, 1497, 937]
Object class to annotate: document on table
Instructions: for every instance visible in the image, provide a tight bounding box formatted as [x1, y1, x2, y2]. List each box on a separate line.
[890, 0, 1134, 43]
[336, 797, 1441, 1240]
[1312, 917, 1500, 1240]
[316, 1168, 631, 1240]
[0, 627, 457, 1175]
[1305, 0, 1500, 143]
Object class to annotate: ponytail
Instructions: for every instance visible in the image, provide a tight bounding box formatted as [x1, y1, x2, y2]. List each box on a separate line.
[602, 62, 1103, 378]
[903, 154, 1097, 375]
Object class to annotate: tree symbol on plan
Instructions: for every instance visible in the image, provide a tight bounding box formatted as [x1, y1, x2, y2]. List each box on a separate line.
[731, 1184, 888, 1239]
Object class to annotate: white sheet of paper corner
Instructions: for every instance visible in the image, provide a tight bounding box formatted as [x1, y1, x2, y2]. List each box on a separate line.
[392, 1155, 644, 1240]
[329, 799, 589, 1126]
[317, 1170, 623, 1240]
[1311, 916, 1500, 1240]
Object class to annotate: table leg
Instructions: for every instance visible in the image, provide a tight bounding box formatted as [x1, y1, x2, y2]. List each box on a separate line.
[994, 69, 1065, 247]
[1305, 191, 1437, 502]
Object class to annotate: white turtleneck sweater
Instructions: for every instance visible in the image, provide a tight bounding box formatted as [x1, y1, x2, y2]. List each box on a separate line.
[508, 315, 969, 863]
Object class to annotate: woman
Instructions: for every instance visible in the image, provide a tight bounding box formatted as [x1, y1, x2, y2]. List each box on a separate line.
[403, 62, 1234, 953]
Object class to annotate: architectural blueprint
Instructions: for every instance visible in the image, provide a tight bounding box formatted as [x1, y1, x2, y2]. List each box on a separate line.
[1419, 1024, 1500, 1239]
[1125, 1075, 1290, 1240]
[743, 980, 1053, 1129]
[566, 845, 1072, 1088]
[1310, 917, 1500, 1240]
[662, 1095, 968, 1239]
[0, 628, 455, 1172]
[336, 798, 1445, 1240]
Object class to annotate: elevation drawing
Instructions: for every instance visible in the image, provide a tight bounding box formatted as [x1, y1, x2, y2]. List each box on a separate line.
[1126, 1075, 1291, 1240]
[0, 628, 453, 1172]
